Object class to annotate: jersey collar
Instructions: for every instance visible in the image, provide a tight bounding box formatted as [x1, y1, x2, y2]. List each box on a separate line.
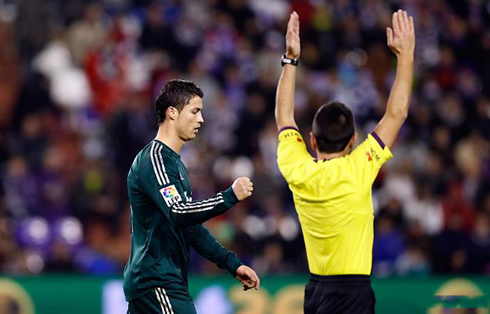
[152, 139, 181, 159]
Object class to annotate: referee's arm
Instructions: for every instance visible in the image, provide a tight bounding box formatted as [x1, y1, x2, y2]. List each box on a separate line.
[374, 10, 415, 149]
[275, 12, 300, 131]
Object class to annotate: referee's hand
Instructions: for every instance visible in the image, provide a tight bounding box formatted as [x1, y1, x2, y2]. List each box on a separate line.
[285, 11, 300, 59]
[232, 177, 253, 201]
[386, 10, 415, 60]
[235, 265, 260, 291]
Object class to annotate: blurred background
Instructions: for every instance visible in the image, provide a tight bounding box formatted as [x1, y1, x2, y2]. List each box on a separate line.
[0, 0, 490, 313]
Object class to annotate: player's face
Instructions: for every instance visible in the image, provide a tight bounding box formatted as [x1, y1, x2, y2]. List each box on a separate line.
[176, 96, 204, 141]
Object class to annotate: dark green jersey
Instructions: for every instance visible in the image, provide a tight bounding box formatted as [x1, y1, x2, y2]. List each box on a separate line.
[123, 139, 242, 301]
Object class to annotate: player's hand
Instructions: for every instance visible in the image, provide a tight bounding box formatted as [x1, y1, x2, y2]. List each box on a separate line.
[235, 265, 260, 291]
[232, 177, 253, 201]
[285, 11, 300, 59]
[387, 10, 415, 60]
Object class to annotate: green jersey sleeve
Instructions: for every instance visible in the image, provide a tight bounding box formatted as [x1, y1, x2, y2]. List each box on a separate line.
[185, 224, 243, 276]
[165, 172, 239, 227]
[139, 145, 239, 228]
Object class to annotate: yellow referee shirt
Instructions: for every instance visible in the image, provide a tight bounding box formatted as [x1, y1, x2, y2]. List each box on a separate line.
[277, 127, 393, 276]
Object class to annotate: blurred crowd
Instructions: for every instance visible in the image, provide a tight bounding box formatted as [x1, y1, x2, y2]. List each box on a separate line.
[0, 0, 489, 278]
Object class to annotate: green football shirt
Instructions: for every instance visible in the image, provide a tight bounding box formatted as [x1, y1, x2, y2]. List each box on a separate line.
[123, 139, 242, 301]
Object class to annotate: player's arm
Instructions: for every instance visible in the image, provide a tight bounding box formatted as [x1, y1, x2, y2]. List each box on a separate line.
[168, 176, 252, 227]
[185, 225, 260, 290]
[275, 11, 300, 131]
[374, 10, 415, 149]
[143, 176, 237, 228]
[141, 154, 253, 227]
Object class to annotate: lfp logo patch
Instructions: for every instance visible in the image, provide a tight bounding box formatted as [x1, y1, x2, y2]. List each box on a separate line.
[160, 185, 182, 207]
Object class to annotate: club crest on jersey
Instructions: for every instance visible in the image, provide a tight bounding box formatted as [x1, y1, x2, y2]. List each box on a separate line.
[160, 185, 182, 207]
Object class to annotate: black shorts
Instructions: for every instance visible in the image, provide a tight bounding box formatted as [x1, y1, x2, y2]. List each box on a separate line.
[304, 274, 376, 314]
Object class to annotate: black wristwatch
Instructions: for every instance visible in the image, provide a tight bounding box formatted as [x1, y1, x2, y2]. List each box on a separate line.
[281, 54, 299, 67]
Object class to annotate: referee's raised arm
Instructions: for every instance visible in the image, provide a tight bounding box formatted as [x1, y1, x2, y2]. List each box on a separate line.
[374, 10, 415, 148]
[275, 12, 300, 131]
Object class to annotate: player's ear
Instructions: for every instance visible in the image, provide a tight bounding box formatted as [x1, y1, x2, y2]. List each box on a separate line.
[167, 107, 178, 121]
[310, 132, 317, 150]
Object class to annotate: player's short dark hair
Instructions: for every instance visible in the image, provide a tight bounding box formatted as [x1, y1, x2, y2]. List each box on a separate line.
[155, 79, 204, 124]
[312, 101, 355, 153]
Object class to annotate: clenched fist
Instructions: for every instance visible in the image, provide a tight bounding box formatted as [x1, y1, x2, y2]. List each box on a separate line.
[232, 177, 253, 201]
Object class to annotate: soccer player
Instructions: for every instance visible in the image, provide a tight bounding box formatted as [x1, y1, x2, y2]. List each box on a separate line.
[276, 11, 415, 314]
[124, 79, 260, 314]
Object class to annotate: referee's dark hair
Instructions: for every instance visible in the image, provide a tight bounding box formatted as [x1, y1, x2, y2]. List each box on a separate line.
[156, 79, 204, 124]
[312, 102, 355, 153]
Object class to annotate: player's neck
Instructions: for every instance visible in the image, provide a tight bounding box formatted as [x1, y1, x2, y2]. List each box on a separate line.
[155, 124, 185, 154]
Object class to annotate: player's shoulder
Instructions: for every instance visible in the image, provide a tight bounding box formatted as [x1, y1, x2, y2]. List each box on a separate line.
[137, 140, 179, 179]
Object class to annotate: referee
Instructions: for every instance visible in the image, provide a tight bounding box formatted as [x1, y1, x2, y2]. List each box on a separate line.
[275, 11, 415, 313]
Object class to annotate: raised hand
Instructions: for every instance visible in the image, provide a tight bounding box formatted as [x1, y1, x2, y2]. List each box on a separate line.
[387, 10, 415, 59]
[235, 265, 260, 291]
[232, 177, 253, 201]
[285, 11, 300, 59]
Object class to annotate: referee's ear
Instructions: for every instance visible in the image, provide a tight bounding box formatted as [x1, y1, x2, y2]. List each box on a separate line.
[348, 133, 358, 151]
[310, 132, 318, 151]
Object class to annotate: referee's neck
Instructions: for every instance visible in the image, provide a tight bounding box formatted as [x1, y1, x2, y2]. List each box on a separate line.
[316, 150, 348, 161]
[312, 133, 356, 161]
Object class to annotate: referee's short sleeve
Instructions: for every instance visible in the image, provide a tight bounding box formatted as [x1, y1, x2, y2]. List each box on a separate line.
[347, 132, 393, 187]
[277, 127, 312, 183]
